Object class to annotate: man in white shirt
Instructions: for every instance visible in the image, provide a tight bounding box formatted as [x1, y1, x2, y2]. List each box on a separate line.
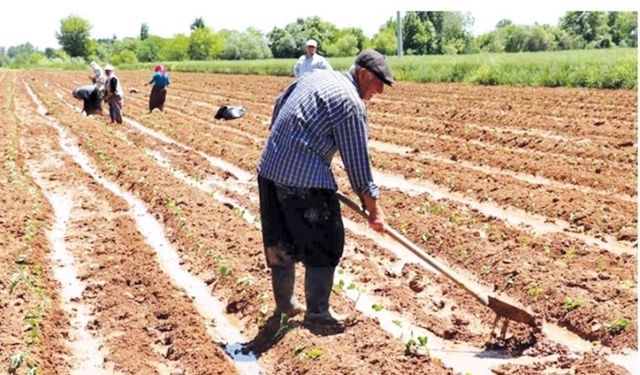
[294, 39, 332, 79]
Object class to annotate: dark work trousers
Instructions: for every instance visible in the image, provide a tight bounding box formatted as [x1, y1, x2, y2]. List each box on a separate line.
[258, 175, 344, 268]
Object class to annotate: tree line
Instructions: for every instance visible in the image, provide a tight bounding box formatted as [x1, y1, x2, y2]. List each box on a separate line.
[0, 11, 636, 67]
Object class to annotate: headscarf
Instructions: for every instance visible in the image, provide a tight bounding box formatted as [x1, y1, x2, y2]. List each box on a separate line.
[155, 65, 166, 73]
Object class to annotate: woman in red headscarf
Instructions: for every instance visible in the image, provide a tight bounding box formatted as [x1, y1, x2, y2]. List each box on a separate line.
[147, 64, 170, 113]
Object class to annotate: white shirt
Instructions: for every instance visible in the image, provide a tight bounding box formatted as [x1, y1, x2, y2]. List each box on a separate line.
[294, 53, 332, 78]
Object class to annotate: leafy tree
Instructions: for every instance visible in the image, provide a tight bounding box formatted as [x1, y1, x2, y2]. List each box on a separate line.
[371, 19, 398, 55]
[140, 23, 149, 40]
[441, 12, 474, 54]
[402, 12, 435, 54]
[294, 16, 339, 54]
[496, 19, 513, 29]
[191, 17, 206, 30]
[137, 36, 165, 62]
[44, 47, 69, 60]
[110, 50, 138, 65]
[159, 34, 189, 61]
[608, 11, 637, 47]
[525, 25, 554, 51]
[341, 27, 367, 51]
[220, 28, 272, 60]
[267, 27, 297, 58]
[474, 30, 505, 52]
[188, 27, 223, 60]
[0, 48, 8, 67]
[267, 16, 340, 58]
[56, 15, 92, 58]
[7, 43, 37, 59]
[324, 34, 358, 57]
[560, 11, 610, 48]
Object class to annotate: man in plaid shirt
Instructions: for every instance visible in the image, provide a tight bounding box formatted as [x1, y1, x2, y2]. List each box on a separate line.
[258, 50, 394, 327]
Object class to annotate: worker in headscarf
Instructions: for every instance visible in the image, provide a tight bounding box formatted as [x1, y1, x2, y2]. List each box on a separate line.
[103, 64, 124, 124]
[147, 64, 170, 113]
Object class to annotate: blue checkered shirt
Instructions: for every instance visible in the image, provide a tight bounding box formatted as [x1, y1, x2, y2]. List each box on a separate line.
[258, 69, 379, 199]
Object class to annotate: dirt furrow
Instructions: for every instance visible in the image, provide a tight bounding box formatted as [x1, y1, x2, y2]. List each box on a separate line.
[0, 72, 70, 375]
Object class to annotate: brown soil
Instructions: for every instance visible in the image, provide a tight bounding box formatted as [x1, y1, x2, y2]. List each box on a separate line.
[0, 69, 635, 374]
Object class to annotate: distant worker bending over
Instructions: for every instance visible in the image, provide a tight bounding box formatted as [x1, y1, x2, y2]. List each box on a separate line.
[294, 39, 332, 79]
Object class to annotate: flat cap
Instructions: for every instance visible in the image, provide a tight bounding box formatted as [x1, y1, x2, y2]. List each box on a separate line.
[355, 50, 394, 86]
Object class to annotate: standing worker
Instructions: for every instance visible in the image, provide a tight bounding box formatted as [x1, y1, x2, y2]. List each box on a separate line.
[90, 61, 107, 92]
[258, 50, 394, 327]
[294, 39, 332, 79]
[147, 64, 170, 113]
[103, 64, 124, 124]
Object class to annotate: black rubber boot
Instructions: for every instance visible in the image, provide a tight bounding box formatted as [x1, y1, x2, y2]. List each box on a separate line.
[303, 266, 348, 326]
[271, 265, 305, 317]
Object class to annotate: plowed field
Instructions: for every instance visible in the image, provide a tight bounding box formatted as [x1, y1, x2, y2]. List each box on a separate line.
[1, 70, 636, 375]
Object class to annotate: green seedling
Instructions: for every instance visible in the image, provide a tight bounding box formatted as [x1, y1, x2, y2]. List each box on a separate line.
[347, 282, 357, 290]
[527, 284, 545, 299]
[564, 297, 583, 312]
[400, 222, 409, 235]
[302, 347, 323, 360]
[565, 248, 575, 263]
[392, 320, 402, 327]
[431, 204, 445, 215]
[332, 279, 345, 293]
[418, 335, 428, 346]
[236, 275, 254, 287]
[480, 265, 492, 275]
[605, 317, 630, 333]
[274, 313, 293, 340]
[504, 272, 516, 289]
[24, 220, 36, 242]
[24, 312, 42, 345]
[10, 271, 24, 294]
[218, 260, 232, 277]
[405, 334, 429, 356]
[372, 303, 384, 312]
[456, 247, 469, 259]
[232, 206, 245, 218]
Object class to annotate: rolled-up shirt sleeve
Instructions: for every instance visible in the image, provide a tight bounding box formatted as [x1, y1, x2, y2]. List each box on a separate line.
[334, 113, 379, 199]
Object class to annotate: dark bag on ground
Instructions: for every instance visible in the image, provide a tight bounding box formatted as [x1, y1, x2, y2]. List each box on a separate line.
[214, 105, 246, 120]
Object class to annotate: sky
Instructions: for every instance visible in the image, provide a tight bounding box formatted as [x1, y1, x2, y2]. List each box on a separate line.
[1, 0, 637, 50]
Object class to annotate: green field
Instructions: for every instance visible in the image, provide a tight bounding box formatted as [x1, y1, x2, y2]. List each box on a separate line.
[46, 48, 638, 89]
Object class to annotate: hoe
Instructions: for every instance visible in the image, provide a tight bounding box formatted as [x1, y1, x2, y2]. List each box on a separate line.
[336, 192, 540, 334]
